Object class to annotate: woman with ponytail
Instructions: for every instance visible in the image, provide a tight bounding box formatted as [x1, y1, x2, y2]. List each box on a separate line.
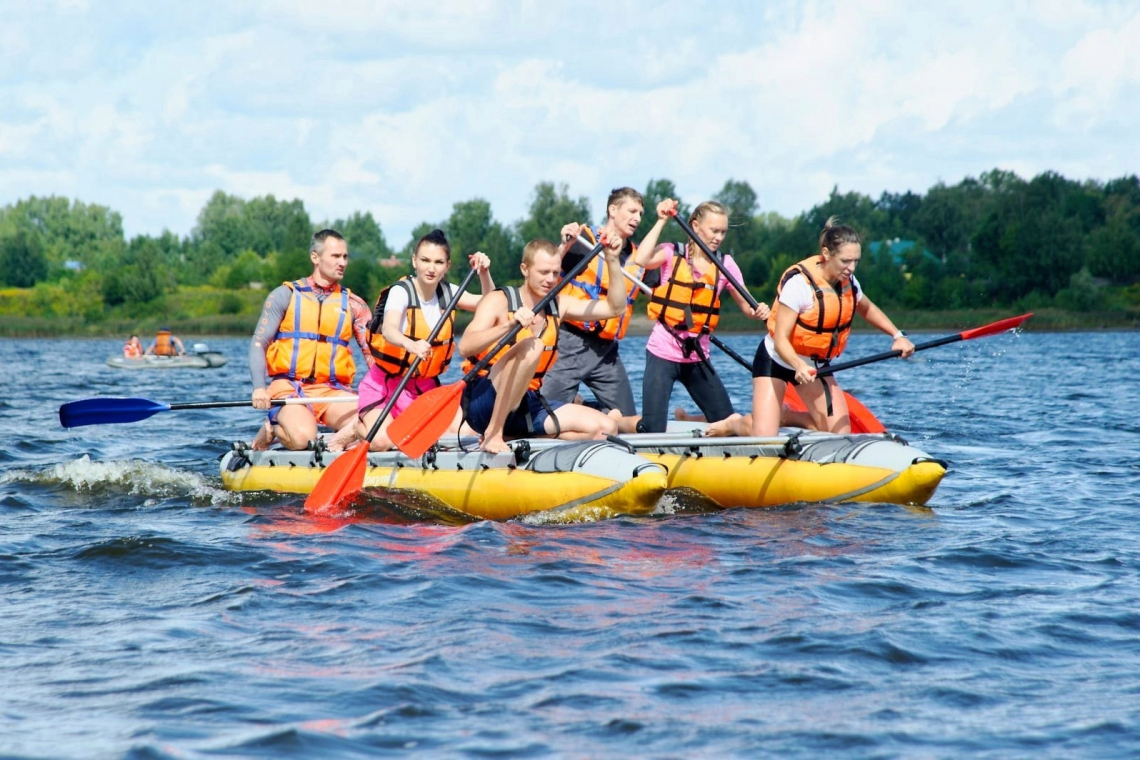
[746, 216, 914, 436]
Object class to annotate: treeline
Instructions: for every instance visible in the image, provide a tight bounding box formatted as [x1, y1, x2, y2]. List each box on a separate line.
[2, 170, 1139, 328]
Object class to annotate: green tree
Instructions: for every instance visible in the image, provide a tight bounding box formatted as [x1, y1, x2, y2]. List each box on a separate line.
[517, 182, 591, 248]
[634, 178, 689, 246]
[334, 211, 393, 262]
[0, 223, 49, 287]
[443, 199, 520, 286]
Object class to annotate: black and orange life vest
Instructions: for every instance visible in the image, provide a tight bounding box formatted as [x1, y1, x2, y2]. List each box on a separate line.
[153, 330, 176, 356]
[367, 277, 456, 379]
[461, 286, 559, 392]
[561, 226, 641, 341]
[265, 279, 356, 386]
[767, 256, 859, 362]
[646, 243, 722, 335]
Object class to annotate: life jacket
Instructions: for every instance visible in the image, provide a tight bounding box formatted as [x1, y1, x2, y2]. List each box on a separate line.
[153, 330, 176, 356]
[461, 286, 559, 392]
[123, 341, 142, 358]
[646, 243, 722, 335]
[767, 256, 859, 362]
[367, 277, 456, 379]
[265, 278, 356, 386]
[561, 226, 641, 341]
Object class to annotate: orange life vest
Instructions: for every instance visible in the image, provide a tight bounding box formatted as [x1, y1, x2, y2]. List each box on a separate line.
[561, 226, 641, 341]
[646, 243, 722, 335]
[767, 256, 859, 362]
[265, 279, 357, 386]
[461, 286, 559, 393]
[367, 277, 456, 379]
[153, 331, 176, 356]
[123, 341, 142, 358]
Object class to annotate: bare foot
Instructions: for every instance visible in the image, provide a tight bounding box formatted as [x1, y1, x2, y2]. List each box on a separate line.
[325, 425, 358, 452]
[704, 413, 742, 437]
[480, 434, 509, 454]
[251, 420, 276, 450]
[674, 407, 705, 422]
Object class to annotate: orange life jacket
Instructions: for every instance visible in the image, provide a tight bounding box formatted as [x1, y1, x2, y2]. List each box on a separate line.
[265, 279, 357, 386]
[123, 341, 142, 358]
[153, 331, 176, 356]
[561, 226, 641, 341]
[461, 286, 559, 393]
[646, 243, 722, 335]
[767, 256, 859, 362]
[367, 277, 456, 379]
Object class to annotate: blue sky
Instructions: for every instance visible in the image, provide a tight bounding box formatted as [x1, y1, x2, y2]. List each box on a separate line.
[2, 0, 1138, 247]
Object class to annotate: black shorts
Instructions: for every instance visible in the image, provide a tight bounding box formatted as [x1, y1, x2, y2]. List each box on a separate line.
[751, 341, 799, 383]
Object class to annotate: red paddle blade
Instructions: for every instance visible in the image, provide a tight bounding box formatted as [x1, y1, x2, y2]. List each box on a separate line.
[304, 443, 369, 514]
[387, 380, 467, 459]
[844, 392, 885, 434]
[960, 312, 1033, 341]
[783, 385, 885, 433]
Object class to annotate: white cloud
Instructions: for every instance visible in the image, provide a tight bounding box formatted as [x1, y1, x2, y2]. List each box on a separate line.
[0, 0, 1138, 248]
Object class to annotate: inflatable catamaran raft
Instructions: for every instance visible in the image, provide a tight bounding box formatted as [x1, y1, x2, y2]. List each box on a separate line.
[219, 423, 946, 520]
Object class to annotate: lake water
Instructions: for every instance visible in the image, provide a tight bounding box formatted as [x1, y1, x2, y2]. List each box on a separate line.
[2, 330, 1138, 757]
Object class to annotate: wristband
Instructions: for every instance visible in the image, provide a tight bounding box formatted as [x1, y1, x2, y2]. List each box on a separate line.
[891, 330, 907, 340]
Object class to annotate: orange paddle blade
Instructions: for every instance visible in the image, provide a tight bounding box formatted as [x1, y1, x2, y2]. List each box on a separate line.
[784, 385, 886, 434]
[304, 442, 368, 514]
[843, 392, 885, 433]
[387, 380, 467, 459]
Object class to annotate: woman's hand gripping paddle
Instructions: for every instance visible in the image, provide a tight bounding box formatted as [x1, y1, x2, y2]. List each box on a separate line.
[385, 237, 609, 459]
[813, 313, 1034, 379]
[304, 267, 480, 513]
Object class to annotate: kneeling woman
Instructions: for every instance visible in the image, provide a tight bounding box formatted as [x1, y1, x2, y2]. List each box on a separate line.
[750, 216, 914, 436]
[635, 200, 768, 433]
[356, 229, 494, 450]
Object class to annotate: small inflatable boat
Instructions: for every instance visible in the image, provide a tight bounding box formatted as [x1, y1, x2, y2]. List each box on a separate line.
[107, 343, 227, 370]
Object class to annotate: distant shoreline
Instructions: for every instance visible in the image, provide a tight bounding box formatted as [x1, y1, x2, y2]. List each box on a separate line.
[1, 307, 1136, 338]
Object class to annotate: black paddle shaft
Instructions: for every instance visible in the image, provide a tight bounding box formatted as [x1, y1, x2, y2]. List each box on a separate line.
[461, 240, 606, 382]
[815, 333, 961, 378]
[361, 266, 480, 443]
[670, 213, 759, 310]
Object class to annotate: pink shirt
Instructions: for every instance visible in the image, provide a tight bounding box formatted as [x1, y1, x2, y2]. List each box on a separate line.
[645, 247, 745, 364]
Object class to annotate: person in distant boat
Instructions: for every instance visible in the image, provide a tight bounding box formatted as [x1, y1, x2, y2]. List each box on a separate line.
[123, 335, 143, 359]
[539, 188, 672, 428]
[720, 215, 914, 438]
[630, 199, 769, 433]
[355, 229, 495, 451]
[457, 237, 629, 454]
[145, 328, 185, 357]
[249, 228, 373, 451]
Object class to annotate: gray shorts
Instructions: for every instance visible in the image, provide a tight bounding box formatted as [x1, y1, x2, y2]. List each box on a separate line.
[541, 326, 637, 416]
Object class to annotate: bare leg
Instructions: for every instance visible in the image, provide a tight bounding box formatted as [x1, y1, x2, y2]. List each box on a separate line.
[792, 377, 851, 434]
[482, 339, 544, 453]
[674, 407, 706, 422]
[546, 403, 618, 440]
[750, 376, 786, 437]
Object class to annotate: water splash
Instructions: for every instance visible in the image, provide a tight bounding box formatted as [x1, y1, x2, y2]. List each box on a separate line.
[2, 455, 240, 506]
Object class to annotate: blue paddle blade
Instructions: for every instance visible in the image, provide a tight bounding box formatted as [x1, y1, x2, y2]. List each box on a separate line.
[58, 397, 171, 428]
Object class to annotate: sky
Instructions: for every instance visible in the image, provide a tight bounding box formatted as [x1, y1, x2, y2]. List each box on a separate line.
[2, 0, 1138, 247]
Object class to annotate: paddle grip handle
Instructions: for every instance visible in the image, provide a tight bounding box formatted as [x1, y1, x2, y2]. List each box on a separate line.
[462, 240, 605, 382]
[709, 335, 752, 372]
[669, 212, 759, 310]
[362, 266, 480, 443]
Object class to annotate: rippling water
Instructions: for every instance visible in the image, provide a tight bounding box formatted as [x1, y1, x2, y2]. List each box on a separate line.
[3, 330, 1138, 757]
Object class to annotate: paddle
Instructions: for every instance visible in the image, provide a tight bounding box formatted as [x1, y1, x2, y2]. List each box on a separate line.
[385, 236, 609, 459]
[814, 313, 1034, 379]
[304, 267, 480, 513]
[668, 209, 760, 310]
[59, 395, 358, 429]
